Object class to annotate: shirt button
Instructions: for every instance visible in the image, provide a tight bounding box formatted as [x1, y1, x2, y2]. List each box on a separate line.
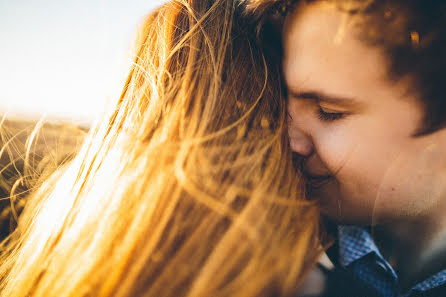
[376, 259, 390, 272]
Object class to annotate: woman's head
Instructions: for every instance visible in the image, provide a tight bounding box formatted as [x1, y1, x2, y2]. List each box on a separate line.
[0, 1, 321, 296]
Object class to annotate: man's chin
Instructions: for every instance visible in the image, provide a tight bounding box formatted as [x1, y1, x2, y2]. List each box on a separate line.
[318, 196, 374, 226]
[320, 208, 373, 226]
[306, 180, 375, 224]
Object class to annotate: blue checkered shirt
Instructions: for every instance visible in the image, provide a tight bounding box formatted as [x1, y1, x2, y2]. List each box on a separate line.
[338, 226, 446, 297]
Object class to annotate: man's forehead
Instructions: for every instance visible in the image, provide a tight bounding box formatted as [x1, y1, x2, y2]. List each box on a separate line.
[283, 1, 344, 43]
[282, 2, 397, 104]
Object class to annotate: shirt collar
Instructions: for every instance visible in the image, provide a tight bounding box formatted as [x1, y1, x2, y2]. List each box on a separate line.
[338, 225, 384, 267]
[338, 225, 446, 293]
[412, 270, 446, 292]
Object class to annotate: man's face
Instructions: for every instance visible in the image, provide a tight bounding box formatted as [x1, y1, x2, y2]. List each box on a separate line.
[283, 2, 446, 225]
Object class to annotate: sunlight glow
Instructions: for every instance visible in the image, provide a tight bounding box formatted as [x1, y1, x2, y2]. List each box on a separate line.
[0, 0, 166, 125]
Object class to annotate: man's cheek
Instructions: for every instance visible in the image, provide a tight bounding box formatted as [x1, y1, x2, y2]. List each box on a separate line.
[374, 144, 446, 215]
[315, 139, 355, 175]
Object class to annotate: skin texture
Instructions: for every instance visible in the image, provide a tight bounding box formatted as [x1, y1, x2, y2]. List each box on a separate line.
[283, 1, 446, 286]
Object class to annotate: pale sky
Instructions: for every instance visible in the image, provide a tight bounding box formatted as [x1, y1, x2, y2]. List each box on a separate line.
[0, 0, 166, 125]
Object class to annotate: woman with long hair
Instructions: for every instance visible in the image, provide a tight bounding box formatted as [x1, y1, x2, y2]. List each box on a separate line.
[0, 1, 322, 296]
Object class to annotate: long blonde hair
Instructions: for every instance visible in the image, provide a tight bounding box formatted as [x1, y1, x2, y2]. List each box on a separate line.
[0, 1, 322, 296]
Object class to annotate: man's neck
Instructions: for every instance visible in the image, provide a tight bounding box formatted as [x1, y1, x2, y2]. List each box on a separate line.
[372, 213, 446, 290]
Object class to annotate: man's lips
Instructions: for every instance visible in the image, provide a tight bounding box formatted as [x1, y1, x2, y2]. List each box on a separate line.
[293, 154, 334, 187]
[305, 173, 333, 188]
[307, 174, 332, 181]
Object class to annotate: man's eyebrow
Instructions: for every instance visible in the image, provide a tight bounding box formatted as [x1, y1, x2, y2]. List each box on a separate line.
[287, 89, 361, 106]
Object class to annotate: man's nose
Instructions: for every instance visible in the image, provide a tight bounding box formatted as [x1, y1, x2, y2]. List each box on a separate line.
[288, 127, 314, 157]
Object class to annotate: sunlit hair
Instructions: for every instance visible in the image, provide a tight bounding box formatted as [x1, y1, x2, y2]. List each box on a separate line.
[0, 1, 322, 296]
[0, 117, 85, 239]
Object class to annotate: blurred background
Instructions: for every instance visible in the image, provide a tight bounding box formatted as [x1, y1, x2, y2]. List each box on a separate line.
[0, 0, 166, 125]
[0, 0, 167, 236]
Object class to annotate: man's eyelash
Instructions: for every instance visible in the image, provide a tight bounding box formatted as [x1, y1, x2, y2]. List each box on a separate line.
[317, 107, 345, 121]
